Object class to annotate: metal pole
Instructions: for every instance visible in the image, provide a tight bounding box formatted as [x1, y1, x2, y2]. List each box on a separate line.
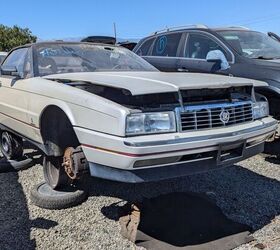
[113, 22, 117, 44]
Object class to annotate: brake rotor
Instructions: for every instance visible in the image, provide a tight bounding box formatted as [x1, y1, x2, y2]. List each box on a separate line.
[62, 146, 88, 180]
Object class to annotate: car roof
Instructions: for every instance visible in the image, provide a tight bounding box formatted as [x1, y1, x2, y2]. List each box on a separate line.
[81, 36, 116, 44]
[142, 25, 253, 40]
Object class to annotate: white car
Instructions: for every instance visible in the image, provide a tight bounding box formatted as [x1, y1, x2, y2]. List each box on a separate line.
[0, 42, 277, 189]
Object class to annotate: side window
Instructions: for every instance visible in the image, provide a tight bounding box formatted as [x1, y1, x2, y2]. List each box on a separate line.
[185, 33, 230, 60]
[2, 48, 29, 77]
[152, 33, 182, 57]
[136, 38, 155, 56]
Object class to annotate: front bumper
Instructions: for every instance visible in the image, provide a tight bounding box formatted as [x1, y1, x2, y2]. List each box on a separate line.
[74, 117, 277, 183]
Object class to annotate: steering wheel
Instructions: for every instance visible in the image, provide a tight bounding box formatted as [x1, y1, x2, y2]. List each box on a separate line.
[81, 61, 97, 71]
[112, 64, 124, 70]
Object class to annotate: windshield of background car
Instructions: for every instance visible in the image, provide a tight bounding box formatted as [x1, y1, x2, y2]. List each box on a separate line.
[217, 30, 280, 59]
[34, 43, 157, 76]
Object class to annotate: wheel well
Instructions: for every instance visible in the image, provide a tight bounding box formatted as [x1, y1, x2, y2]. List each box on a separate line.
[40, 106, 79, 156]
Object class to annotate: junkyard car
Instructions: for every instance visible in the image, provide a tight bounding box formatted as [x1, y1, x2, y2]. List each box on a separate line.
[0, 42, 277, 189]
[133, 25, 280, 120]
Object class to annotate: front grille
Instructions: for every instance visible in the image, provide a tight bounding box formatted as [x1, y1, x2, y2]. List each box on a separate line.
[178, 101, 253, 132]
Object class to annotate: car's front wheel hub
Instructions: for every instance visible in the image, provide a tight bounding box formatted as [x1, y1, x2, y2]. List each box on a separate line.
[62, 146, 88, 180]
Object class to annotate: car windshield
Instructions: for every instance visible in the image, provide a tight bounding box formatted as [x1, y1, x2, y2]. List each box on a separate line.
[34, 43, 156, 76]
[217, 30, 280, 59]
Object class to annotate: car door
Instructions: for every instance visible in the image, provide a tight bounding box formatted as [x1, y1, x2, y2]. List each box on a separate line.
[0, 47, 32, 136]
[137, 32, 184, 72]
[177, 32, 233, 74]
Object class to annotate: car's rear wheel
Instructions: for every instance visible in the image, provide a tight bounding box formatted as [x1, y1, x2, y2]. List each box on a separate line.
[43, 156, 68, 190]
[0, 131, 23, 160]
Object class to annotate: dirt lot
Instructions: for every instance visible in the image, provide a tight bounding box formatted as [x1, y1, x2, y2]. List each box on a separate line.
[0, 147, 279, 250]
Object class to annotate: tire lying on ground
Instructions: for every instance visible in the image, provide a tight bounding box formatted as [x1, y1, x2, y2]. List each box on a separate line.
[30, 182, 88, 210]
[0, 157, 34, 173]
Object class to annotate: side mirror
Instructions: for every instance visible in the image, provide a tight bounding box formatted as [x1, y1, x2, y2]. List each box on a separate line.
[206, 50, 230, 73]
[0, 66, 21, 77]
[207, 58, 222, 72]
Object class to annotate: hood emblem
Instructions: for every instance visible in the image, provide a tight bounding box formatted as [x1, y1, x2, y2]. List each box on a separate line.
[219, 110, 230, 124]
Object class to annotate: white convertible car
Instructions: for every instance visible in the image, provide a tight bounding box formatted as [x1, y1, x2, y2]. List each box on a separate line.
[0, 42, 277, 189]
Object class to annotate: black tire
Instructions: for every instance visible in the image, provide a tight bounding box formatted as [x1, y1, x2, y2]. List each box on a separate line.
[0, 157, 34, 173]
[43, 156, 68, 190]
[30, 182, 88, 210]
[0, 132, 23, 160]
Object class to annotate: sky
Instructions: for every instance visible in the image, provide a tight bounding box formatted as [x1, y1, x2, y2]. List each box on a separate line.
[0, 0, 280, 40]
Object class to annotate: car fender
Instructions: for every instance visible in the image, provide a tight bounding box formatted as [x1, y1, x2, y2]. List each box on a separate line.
[24, 78, 130, 137]
[256, 79, 280, 96]
[39, 101, 76, 128]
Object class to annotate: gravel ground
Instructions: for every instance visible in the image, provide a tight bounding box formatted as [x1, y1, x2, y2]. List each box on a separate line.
[0, 151, 279, 250]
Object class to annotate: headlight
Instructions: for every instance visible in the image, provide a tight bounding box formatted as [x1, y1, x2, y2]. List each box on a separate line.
[126, 112, 176, 135]
[253, 101, 269, 119]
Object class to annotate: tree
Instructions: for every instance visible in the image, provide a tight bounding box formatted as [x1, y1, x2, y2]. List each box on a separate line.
[0, 25, 37, 52]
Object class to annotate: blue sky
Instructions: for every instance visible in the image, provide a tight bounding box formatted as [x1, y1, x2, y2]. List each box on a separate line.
[1, 0, 280, 40]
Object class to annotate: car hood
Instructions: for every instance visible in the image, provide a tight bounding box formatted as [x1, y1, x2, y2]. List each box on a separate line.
[44, 72, 267, 95]
[254, 58, 280, 69]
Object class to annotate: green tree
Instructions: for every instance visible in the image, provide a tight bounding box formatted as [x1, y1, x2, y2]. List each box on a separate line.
[0, 25, 37, 52]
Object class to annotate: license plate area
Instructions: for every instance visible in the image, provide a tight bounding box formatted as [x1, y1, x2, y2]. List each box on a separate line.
[217, 141, 246, 165]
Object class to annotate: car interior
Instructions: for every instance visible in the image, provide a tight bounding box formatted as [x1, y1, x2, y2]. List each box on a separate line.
[187, 35, 224, 59]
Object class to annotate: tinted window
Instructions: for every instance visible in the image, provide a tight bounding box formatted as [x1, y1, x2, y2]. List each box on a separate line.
[136, 38, 155, 56]
[186, 33, 229, 60]
[2, 48, 28, 75]
[152, 33, 182, 57]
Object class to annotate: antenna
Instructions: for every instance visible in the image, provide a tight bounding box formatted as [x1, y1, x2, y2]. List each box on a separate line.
[113, 22, 117, 43]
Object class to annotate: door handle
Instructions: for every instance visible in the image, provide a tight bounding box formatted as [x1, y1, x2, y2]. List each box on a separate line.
[177, 67, 189, 72]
